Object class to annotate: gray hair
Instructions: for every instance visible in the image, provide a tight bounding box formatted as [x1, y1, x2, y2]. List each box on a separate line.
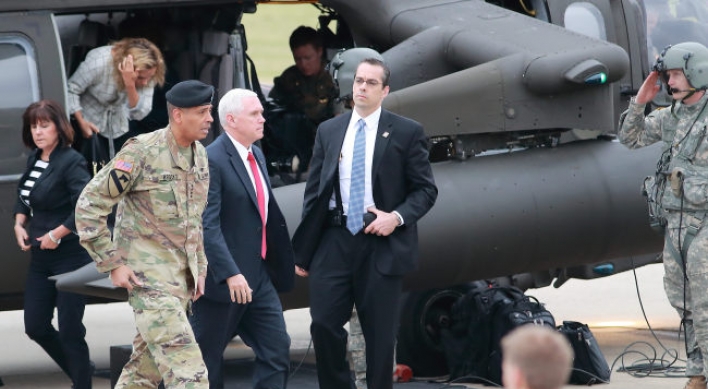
[218, 88, 258, 126]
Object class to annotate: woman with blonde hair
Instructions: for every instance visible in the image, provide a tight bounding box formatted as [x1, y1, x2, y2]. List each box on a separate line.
[68, 37, 166, 161]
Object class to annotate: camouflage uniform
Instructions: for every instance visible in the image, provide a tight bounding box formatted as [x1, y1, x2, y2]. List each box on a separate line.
[619, 93, 708, 377]
[269, 65, 341, 125]
[349, 308, 367, 389]
[76, 126, 210, 388]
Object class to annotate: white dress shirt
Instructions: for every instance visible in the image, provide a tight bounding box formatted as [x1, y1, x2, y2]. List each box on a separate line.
[227, 134, 269, 220]
[330, 107, 381, 215]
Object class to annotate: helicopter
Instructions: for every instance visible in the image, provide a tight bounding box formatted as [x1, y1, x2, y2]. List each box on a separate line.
[1, 0, 705, 376]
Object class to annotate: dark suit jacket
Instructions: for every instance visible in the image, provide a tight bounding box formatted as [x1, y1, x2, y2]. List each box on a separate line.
[202, 134, 295, 303]
[14, 146, 90, 244]
[293, 109, 437, 275]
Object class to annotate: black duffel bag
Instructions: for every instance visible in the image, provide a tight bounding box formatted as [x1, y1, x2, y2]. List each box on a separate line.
[558, 321, 611, 385]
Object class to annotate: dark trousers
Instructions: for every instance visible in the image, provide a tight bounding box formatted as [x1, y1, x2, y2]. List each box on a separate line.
[190, 264, 290, 389]
[97, 131, 132, 159]
[309, 227, 403, 389]
[24, 241, 92, 389]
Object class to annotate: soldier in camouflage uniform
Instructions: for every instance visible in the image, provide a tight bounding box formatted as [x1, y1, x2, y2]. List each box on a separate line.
[268, 26, 341, 173]
[75, 80, 214, 389]
[618, 42, 708, 389]
[348, 308, 367, 389]
[269, 26, 340, 126]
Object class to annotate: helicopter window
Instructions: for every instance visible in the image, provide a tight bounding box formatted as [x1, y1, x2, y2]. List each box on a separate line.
[0, 36, 39, 110]
[563, 2, 607, 40]
[0, 35, 39, 177]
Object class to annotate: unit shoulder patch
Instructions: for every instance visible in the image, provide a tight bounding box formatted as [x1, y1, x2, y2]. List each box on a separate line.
[108, 169, 131, 197]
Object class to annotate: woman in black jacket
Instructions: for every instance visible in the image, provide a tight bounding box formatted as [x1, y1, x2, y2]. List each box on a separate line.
[14, 100, 93, 389]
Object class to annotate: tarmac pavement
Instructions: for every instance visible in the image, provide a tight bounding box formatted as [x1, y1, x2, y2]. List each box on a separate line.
[0, 263, 692, 388]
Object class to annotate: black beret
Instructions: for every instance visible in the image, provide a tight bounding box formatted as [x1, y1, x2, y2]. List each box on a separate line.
[166, 80, 214, 108]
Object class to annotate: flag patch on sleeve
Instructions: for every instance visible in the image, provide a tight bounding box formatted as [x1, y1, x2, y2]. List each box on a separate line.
[114, 160, 133, 173]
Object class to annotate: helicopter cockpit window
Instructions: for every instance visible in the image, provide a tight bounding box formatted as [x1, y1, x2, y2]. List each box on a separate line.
[563, 3, 607, 40]
[0, 36, 39, 177]
[645, 0, 708, 60]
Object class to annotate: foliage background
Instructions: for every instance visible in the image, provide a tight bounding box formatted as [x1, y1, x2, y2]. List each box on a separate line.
[242, 4, 321, 86]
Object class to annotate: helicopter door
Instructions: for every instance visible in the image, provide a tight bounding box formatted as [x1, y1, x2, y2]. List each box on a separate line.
[0, 11, 66, 308]
[0, 11, 66, 177]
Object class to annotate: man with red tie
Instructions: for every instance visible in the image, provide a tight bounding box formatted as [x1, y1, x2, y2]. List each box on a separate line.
[189, 88, 295, 389]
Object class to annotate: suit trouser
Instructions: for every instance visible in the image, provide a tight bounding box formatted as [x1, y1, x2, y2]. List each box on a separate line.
[190, 263, 291, 389]
[24, 242, 92, 389]
[309, 227, 402, 389]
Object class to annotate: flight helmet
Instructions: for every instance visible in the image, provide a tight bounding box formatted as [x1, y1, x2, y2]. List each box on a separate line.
[327, 47, 384, 100]
[653, 41, 708, 91]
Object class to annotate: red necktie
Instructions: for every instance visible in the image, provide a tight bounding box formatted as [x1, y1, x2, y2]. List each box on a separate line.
[247, 152, 267, 259]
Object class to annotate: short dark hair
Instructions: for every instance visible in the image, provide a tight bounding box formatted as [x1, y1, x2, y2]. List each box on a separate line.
[289, 26, 323, 51]
[358, 58, 391, 87]
[22, 100, 74, 149]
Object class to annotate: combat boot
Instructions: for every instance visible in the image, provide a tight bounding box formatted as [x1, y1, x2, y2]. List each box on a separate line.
[684, 375, 707, 389]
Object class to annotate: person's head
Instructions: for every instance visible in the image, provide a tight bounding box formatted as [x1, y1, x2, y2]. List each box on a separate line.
[289, 26, 324, 77]
[328, 47, 384, 104]
[111, 37, 166, 90]
[501, 326, 573, 389]
[165, 80, 214, 146]
[352, 58, 390, 117]
[21, 100, 74, 152]
[653, 41, 708, 104]
[218, 88, 265, 148]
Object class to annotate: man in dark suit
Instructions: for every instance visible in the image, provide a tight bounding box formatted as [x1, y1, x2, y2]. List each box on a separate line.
[293, 58, 438, 389]
[190, 88, 295, 389]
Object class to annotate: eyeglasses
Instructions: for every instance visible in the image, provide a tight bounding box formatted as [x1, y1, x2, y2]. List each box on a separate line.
[354, 77, 382, 87]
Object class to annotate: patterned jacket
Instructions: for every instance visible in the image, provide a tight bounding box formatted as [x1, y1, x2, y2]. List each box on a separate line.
[67, 45, 154, 140]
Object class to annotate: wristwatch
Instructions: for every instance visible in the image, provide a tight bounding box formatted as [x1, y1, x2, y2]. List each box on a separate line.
[48, 230, 61, 244]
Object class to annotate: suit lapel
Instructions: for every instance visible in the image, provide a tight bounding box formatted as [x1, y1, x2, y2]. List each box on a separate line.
[323, 113, 351, 186]
[222, 135, 258, 208]
[372, 109, 393, 178]
[34, 148, 59, 188]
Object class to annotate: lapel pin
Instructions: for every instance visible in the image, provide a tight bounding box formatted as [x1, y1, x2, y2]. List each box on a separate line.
[382, 132, 390, 138]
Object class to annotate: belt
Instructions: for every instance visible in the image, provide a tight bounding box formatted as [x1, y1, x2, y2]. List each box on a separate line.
[327, 209, 347, 227]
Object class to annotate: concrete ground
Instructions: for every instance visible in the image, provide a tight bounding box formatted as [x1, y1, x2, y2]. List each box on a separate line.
[0, 263, 692, 388]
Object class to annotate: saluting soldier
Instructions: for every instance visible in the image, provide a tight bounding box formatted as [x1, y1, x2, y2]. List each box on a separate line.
[75, 80, 214, 389]
[619, 42, 708, 389]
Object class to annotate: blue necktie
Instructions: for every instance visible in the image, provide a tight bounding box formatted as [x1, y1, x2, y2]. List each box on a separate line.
[347, 119, 366, 234]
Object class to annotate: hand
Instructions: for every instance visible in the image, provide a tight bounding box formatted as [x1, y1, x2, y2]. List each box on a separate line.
[36, 233, 59, 250]
[226, 274, 252, 304]
[295, 265, 309, 277]
[363, 207, 399, 236]
[110, 265, 143, 291]
[193, 275, 206, 301]
[77, 117, 99, 138]
[118, 54, 138, 90]
[14, 225, 30, 252]
[635, 71, 661, 105]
